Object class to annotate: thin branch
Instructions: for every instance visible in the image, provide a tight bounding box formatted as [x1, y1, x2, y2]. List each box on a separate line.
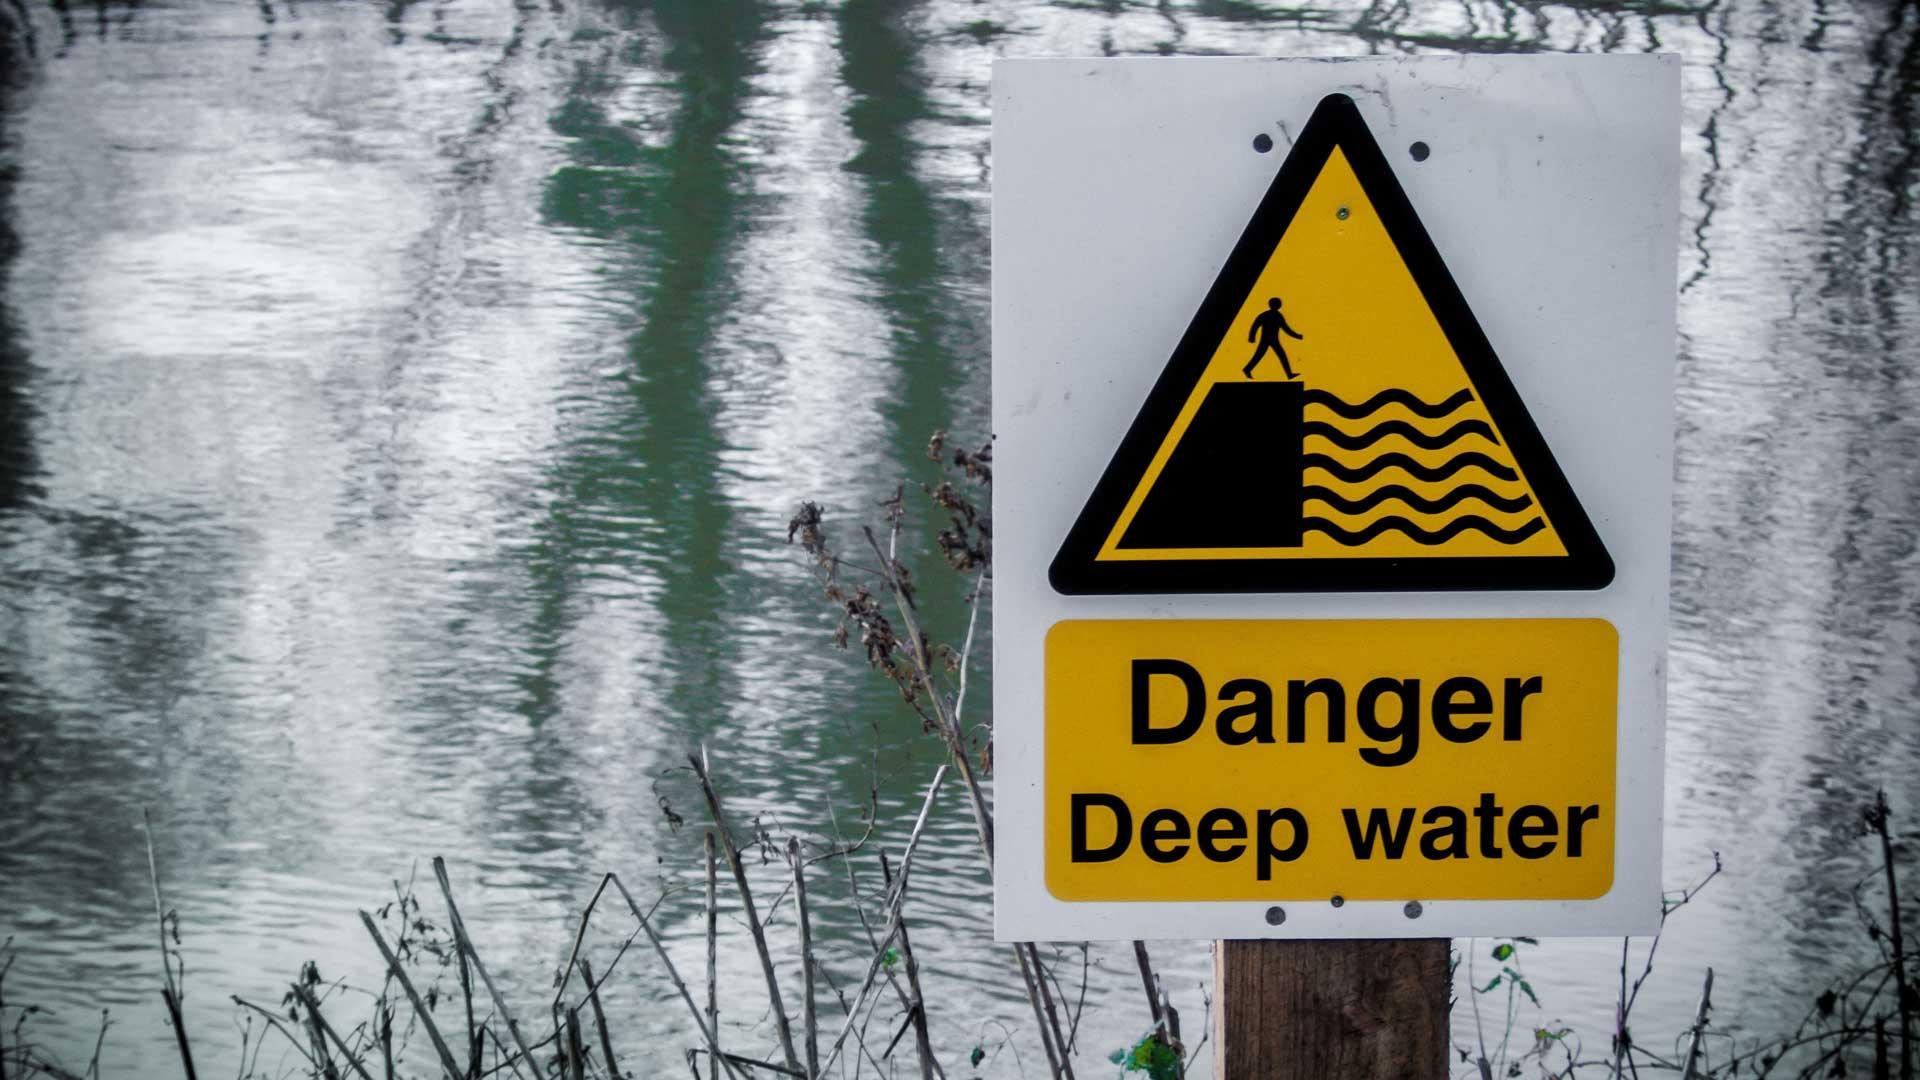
[689, 748, 803, 1076]
[144, 811, 198, 1080]
[815, 766, 949, 1079]
[228, 997, 317, 1069]
[861, 526, 995, 866]
[358, 909, 463, 1080]
[1012, 944, 1065, 1080]
[689, 1049, 807, 1078]
[433, 858, 536, 1080]
[829, 807, 929, 1061]
[1133, 942, 1164, 1035]
[1027, 944, 1077, 1080]
[788, 839, 821, 1080]
[578, 959, 621, 1080]
[1678, 967, 1713, 1080]
[292, 983, 377, 1080]
[706, 831, 721, 1080]
[1867, 791, 1915, 1080]
[602, 874, 749, 1080]
[552, 873, 615, 1015]
[881, 853, 934, 1080]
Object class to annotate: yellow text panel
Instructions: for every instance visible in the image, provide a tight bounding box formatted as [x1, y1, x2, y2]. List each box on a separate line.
[1045, 619, 1617, 901]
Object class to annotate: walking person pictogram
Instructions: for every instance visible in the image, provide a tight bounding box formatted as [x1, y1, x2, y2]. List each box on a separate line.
[1242, 297, 1305, 379]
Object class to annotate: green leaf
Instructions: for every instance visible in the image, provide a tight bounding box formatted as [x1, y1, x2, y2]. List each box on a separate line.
[881, 947, 899, 970]
[971, 1046, 985, 1067]
[1479, 975, 1503, 993]
[1517, 979, 1539, 1007]
[1491, 943, 1515, 961]
[1116, 1032, 1182, 1080]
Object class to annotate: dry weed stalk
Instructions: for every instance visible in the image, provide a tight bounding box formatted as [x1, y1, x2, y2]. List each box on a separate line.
[787, 432, 1172, 1078]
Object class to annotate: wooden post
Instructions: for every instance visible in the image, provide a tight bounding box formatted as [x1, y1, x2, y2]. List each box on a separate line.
[1213, 939, 1450, 1079]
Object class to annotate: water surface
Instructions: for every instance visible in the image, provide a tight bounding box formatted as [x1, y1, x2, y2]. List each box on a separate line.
[2, 0, 1918, 1075]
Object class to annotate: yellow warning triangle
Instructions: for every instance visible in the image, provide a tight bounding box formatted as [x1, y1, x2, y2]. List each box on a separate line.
[1051, 94, 1611, 594]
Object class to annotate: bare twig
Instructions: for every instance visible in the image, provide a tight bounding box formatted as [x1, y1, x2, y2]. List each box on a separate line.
[828, 808, 934, 1075]
[83, 1008, 110, 1080]
[788, 838, 821, 1079]
[860, 526, 994, 866]
[1867, 792, 1915, 1080]
[433, 858, 536, 1080]
[579, 959, 621, 1080]
[229, 997, 318, 1069]
[292, 983, 376, 1080]
[883, 1006, 921, 1060]
[302, 986, 338, 1078]
[359, 909, 463, 1079]
[881, 852, 934, 1080]
[1027, 944, 1077, 1080]
[706, 831, 721, 1080]
[1613, 935, 1631, 1079]
[1678, 967, 1713, 1080]
[602, 874, 748, 1080]
[689, 748, 803, 1076]
[1133, 942, 1164, 1035]
[807, 474, 1077, 1080]
[1469, 942, 1494, 1079]
[1049, 944, 1091, 1057]
[144, 811, 198, 1080]
[1881, 1017, 1893, 1080]
[1182, 982, 1214, 1068]
[951, 564, 987, 735]
[690, 1049, 807, 1078]
[553, 873, 615, 1015]
[1614, 854, 1722, 1077]
[815, 766, 948, 1079]
[1159, 974, 1184, 1075]
[859, 524, 1070, 1073]
[378, 995, 394, 1080]
[564, 1006, 586, 1080]
[1013, 944, 1065, 1080]
[888, 520, 1078, 1067]
[455, 913, 479, 1078]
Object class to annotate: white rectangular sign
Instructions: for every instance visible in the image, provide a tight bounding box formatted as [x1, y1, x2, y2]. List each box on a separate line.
[992, 55, 1680, 941]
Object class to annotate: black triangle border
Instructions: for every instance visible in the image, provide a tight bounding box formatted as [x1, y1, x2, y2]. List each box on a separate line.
[1048, 93, 1614, 595]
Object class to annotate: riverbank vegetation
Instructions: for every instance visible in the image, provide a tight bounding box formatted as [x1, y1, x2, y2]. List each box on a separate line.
[1, 437, 1913, 1079]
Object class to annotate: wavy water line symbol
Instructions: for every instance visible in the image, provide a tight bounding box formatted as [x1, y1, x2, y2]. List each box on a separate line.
[1301, 484, 1535, 515]
[1301, 387, 1475, 419]
[1298, 388, 1544, 546]
[1304, 515, 1549, 546]
[1301, 451, 1520, 485]
[1300, 418, 1497, 451]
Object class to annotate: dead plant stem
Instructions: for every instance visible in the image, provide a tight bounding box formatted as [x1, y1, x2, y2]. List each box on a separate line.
[690, 748, 804, 1076]
[358, 909, 463, 1080]
[433, 858, 536, 1080]
[603, 874, 748, 1080]
[292, 983, 375, 1080]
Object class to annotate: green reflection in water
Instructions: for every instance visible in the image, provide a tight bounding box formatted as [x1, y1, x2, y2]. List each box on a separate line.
[837, 0, 986, 647]
[528, 0, 768, 731]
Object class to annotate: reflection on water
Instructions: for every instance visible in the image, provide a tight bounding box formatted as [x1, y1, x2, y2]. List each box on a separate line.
[1, 0, 1917, 1075]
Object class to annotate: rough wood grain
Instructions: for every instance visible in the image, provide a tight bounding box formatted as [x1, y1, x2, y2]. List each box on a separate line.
[1213, 939, 1449, 1079]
